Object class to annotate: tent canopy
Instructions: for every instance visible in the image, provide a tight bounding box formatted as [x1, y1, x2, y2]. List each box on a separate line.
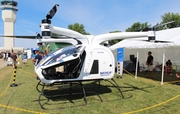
[109, 27, 180, 71]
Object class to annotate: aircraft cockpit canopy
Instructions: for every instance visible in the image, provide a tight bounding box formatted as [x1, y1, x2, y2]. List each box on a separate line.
[40, 45, 83, 66]
[36, 45, 86, 80]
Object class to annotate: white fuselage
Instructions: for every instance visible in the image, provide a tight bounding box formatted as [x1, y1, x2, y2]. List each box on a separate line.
[35, 44, 115, 84]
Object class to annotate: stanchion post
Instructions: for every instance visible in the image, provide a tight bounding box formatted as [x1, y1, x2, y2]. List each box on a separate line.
[10, 66, 18, 87]
[116, 62, 122, 78]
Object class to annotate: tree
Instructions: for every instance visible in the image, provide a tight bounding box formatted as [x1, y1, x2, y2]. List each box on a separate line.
[108, 22, 150, 45]
[106, 22, 150, 46]
[68, 23, 90, 35]
[125, 22, 150, 32]
[159, 12, 180, 29]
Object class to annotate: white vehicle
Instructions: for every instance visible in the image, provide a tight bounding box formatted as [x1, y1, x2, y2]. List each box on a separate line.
[1, 4, 158, 109]
[33, 5, 156, 109]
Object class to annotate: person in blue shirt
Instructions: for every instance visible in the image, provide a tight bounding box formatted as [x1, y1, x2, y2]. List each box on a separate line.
[22, 52, 28, 66]
[32, 51, 44, 67]
[34, 52, 43, 66]
[31, 50, 39, 65]
[32, 51, 43, 80]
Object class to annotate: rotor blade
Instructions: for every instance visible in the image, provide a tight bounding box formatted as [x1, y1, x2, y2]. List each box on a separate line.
[0, 35, 72, 39]
[51, 36, 74, 39]
[139, 21, 176, 32]
[153, 21, 176, 28]
[46, 4, 59, 19]
[141, 40, 173, 43]
[154, 40, 173, 43]
[138, 27, 153, 32]
[50, 36, 82, 44]
[0, 35, 39, 39]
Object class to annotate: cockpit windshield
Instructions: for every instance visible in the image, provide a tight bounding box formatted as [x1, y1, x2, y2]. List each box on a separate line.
[40, 45, 82, 66]
[36, 44, 86, 80]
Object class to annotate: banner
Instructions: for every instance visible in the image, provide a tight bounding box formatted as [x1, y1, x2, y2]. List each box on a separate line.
[117, 48, 124, 77]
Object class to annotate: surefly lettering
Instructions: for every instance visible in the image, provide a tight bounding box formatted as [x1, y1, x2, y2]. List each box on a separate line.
[100, 71, 112, 76]
[98, 51, 104, 54]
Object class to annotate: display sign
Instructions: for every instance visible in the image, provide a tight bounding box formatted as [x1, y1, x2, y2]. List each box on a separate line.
[117, 48, 124, 77]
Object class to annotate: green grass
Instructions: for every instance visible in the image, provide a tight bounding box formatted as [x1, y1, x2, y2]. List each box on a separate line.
[0, 59, 180, 114]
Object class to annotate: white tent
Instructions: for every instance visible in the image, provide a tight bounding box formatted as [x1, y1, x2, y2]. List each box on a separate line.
[110, 27, 180, 84]
[110, 27, 180, 66]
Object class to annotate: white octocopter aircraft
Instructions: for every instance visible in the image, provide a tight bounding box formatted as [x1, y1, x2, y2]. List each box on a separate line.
[0, 4, 158, 109]
[34, 4, 156, 85]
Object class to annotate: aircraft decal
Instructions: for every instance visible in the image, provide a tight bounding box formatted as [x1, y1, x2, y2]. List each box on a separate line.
[98, 51, 104, 54]
[100, 71, 112, 76]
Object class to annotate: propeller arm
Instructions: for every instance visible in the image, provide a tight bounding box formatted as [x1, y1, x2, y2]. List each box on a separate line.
[37, 38, 78, 45]
[91, 31, 156, 45]
[40, 21, 89, 44]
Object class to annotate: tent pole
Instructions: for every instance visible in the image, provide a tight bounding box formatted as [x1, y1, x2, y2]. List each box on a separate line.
[135, 52, 139, 79]
[161, 52, 165, 85]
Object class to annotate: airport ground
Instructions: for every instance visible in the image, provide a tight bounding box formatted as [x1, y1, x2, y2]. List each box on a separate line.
[0, 58, 7, 69]
[0, 58, 180, 114]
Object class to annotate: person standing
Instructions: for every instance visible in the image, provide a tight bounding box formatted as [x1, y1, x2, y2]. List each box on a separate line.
[3, 52, 6, 61]
[22, 52, 28, 66]
[11, 53, 17, 68]
[31, 50, 39, 65]
[32, 51, 43, 80]
[146, 51, 154, 78]
[165, 59, 172, 74]
[33, 51, 43, 66]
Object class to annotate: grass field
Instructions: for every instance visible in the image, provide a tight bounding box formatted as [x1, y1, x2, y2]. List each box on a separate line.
[0, 59, 180, 114]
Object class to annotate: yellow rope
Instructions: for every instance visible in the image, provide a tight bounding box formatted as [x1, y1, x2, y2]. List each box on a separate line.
[0, 104, 48, 114]
[0, 68, 15, 98]
[0, 68, 47, 114]
[18, 69, 37, 77]
[124, 93, 180, 114]
[1, 66, 180, 114]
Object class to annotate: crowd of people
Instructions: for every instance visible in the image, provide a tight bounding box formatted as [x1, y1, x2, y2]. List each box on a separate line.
[0, 51, 19, 68]
[2, 52, 11, 61]
[0, 48, 47, 80]
[0, 51, 34, 68]
[0, 49, 46, 67]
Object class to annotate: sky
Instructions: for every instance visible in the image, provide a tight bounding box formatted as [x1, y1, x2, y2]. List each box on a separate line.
[0, 0, 180, 48]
